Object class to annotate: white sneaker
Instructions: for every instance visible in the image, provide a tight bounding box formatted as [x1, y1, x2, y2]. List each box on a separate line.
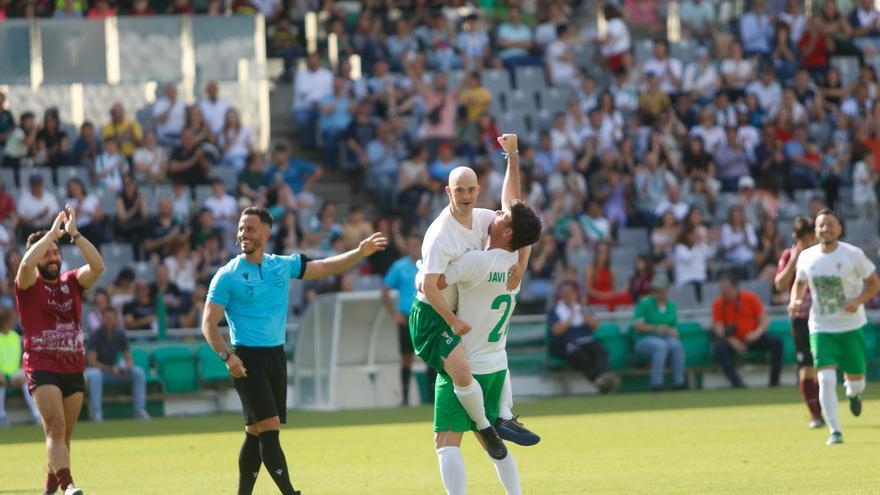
[64, 485, 84, 495]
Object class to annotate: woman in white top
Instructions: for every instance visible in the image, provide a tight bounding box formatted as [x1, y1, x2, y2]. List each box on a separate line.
[651, 209, 680, 263]
[719, 41, 754, 97]
[66, 177, 104, 245]
[599, 4, 631, 72]
[720, 204, 758, 273]
[132, 130, 167, 184]
[852, 159, 878, 219]
[164, 239, 197, 293]
[546, 23, 581, 90]
[219, 108, 253, 173]
[682, 47, 720, 103]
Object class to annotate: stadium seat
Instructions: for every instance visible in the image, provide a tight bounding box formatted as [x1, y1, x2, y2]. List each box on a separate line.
[152, 346, 199, 393]
[0, 168, 17, 188]
[197, 344, 231, 385]
[131, 348, 161, 386]
[767, 319, 796, 365]
[446, 69, 465, 90]
[539, 86, 571, 114]
[494, 112, 529, 139]
[617, 227, 648, 246]
[830, 56, 860, 87]
[740, 279, 771, 304]
[103, 242, 135, 266]
[593, 323, 629, 371]
[21, 167, 54, 190]
[56, 165, 81, 190]
[506, 89, 538, 114]
[194, 184, 213, 206]
[97, 188, 118, 217]
[133, 261, 156, 282]
[480, 68, 513, 94]
[210, 167, 239, 194]
[572, 42, 593, 70]
[668, 285, 699, 310]
[531, 109, 554, 133]
[514, 66, 547, 94]
[677, 321, 711, 367]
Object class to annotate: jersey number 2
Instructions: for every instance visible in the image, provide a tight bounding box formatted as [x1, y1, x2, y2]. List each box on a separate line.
[489, 293, 517, 343]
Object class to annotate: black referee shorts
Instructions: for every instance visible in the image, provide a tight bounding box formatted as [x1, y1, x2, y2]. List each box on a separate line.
[398, 315, 414, 355]
[791, 318, 814, 368]
[233, 345, 288, 426]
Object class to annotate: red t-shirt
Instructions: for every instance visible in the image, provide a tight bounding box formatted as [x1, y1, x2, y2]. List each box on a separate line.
[712, 290, 764, 340]
[776, 248, 812, 319]
[798, 33, 829, 69]
[14, 270, 86, 373]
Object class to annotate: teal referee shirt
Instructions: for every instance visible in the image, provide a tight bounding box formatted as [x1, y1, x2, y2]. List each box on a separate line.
[207, 253, 307, 347]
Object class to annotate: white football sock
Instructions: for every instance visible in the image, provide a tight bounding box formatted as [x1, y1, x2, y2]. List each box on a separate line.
[437, 446, 467, 495]
[818, 369, 841, 434]
[0, 386, 6, 417]
[845, 378, 866, 397]
[454, 380, 490, 430]
[22, 382, 41, 422]
[489, 451, 522, 495]
[498, 371, 514, 421]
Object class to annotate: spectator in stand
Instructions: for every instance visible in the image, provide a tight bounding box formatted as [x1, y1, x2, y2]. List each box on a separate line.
[168, 128, 211, 187]
[496, 7, 542, 70]
[87, 0, 114, 17]
[152, 83, 186, 146]
[85, 288, 111, 332]
[428, 142, 458, 182]
[526, 234, 560, 303]
[84, 308, 149, 422]
[819, 0, 864, 64]
[546, 24, 581, 90]
[73, 121, 101, 169]
[52, 1, 84, 21]
[584, 241, 633, 311]
[771, 21, 798, 82]
[189, 207, 217, 251]
[17, 173, 59, 241]
[128, 0, 155, 15]
[144, 196, 189, 259]
[132, 130, 166, 184]
[114, 174, 148, 260]
[343, 102, 378, 171]
[599, 4, 631, 72]
[638, 72, 671, 127]
[122, 279, 156, 337]
[367, 122, 406, 212]
[579, 199, 612, 243]
[198, 81, 231, 136]
[0, 92, 14, 149]
[108, 267, 135, 312]
[407, 70, 459, 156]
[746, 66, 783, 115]
[841, 83, 872, 119]
[163, 241, 196, 296]
[457, 13, 491, 71]
[720, 204, 759, 278]
[739, 0, 773, 57]
[651, 210, 680, 263]
[458, 71, 492, 126]
[629, 254, 655, 303]
[713, 126, 753, 192]
[319, 77, 355, 168]
[65, 178, 103, 247]
[548, 281, 621, 393]
[386, 19, 419, 72]
[101, 103, 142, 162]
[720, 42, 754, 101]
[852, 157, 878, 220]
[679, 0, 715, 44]
[642, 39, 683, 95]
[654, 185, 689, 222]
[3, 111, 36, 186]
[307, 201, 342, 254]
[397, 144, 430, 215]
[785, 125, 821, 190]
[754, 220, 783, 282]
[237, 152, 267, 205]
[712, 274, 782, 388]
[683, 47, 721, 105]
[633, 152, 676, 224]
[799, 17, 833, 83]
[93, 137, 127, 194]
[673, 225, 713, 301]
[292, 53, 333, 149]
[267, 143, 322, 211]
[0, 308, 41, 426]
[0, 177, 17, 229]
[203, 177, 237, 238]
[849, 0, 880, 39]
[195, 231, 228, 284]
[167, 0, 193, 14]
[632, 273, 687, 391]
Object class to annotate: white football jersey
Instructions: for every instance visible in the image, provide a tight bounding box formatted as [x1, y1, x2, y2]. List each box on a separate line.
[445, 248, 520, 374]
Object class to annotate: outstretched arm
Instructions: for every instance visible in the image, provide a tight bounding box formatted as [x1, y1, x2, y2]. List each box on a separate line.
[302, 233, 388, 280]
[498, 134, 521, 208]
[64, 204, 105, 289]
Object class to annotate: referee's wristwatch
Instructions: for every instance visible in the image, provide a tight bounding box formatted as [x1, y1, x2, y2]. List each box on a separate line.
[219, 350, 232, 362]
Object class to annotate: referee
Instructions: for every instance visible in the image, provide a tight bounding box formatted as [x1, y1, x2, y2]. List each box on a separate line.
[202, 206, 387, 495]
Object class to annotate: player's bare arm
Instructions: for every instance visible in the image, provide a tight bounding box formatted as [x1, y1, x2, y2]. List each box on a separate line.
[497, 134, 531, 290]
[16, 211, 66, 290]
[423, 273, 471, 335]
[65, 203, 105, 289]
[789, 279, 809, 316]
[201, 300, 246, 378]
[302, 232, 388, 280]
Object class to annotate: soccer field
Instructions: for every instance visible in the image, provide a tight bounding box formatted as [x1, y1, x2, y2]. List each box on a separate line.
[1, 388, 878, 494]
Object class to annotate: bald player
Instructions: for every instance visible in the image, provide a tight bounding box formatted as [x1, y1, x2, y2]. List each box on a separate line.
[409, 134, 538, 465]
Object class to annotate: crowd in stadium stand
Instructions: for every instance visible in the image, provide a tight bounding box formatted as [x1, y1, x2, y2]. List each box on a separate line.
[4, 0, 880, 344]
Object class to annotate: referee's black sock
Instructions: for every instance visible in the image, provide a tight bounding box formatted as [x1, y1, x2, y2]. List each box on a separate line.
[401, 366, 412, 405]
[238, 432, 262, 495]
[259, 430, 297, 495]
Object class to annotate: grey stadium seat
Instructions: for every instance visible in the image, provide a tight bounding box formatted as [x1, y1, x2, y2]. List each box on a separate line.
[480, 68, 513, 94]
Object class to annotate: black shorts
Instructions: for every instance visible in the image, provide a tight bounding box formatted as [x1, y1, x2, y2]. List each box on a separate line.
[26, 370, 85, 397]
[398, 317, 414, 355]
[233, 345, 288, 426]
[792, 318, 814, 368]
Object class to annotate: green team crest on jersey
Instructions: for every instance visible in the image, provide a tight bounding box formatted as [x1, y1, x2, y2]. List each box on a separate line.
[813, 276, 846, 315]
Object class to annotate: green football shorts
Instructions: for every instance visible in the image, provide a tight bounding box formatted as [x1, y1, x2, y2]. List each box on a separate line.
[409, 300, 460, 374]
[434, 370, 507, 433]
[810, 325, 867, 375]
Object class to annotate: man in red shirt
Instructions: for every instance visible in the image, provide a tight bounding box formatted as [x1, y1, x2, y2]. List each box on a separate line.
[775, 216, 823, 429]
[15, 204, 104, 495]
[711, 274, 783, 388]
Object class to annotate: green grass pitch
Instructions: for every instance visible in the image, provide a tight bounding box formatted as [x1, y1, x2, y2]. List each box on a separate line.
[1, 388, 878, 494]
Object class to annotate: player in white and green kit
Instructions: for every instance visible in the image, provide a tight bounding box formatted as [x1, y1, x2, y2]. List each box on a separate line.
[791, 209, 880, 445]
[433, 199, 542, 495]
[409, 134, 537, 463]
